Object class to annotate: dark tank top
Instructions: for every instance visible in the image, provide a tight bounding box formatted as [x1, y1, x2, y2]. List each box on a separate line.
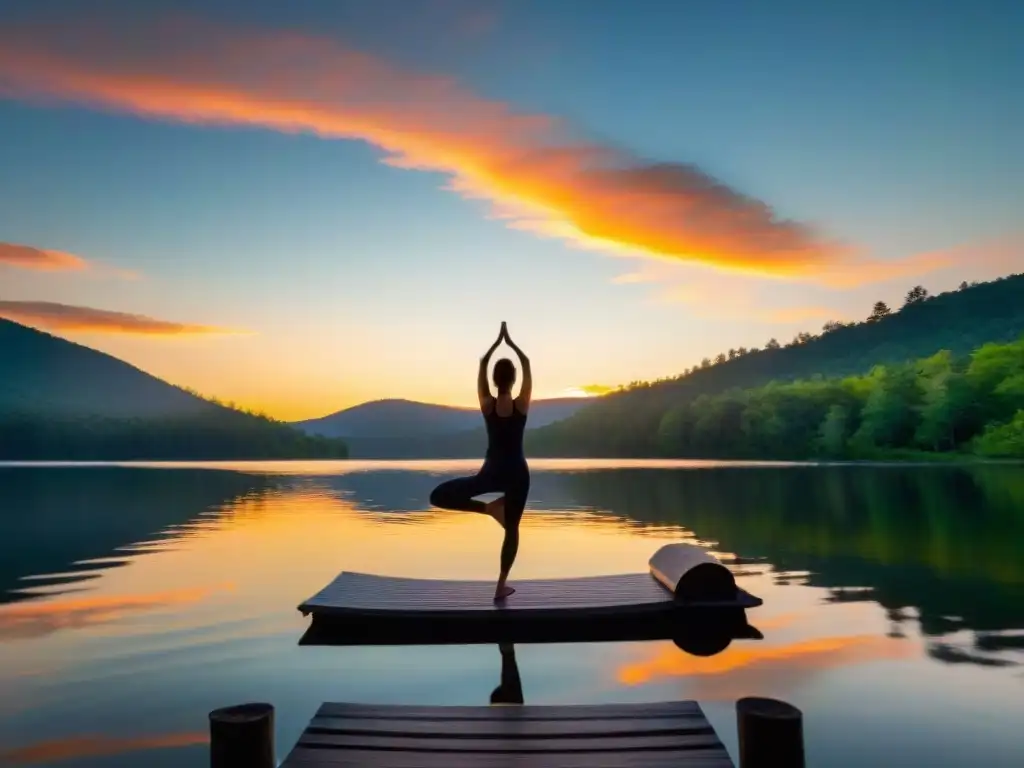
[483, 399, 528, 470]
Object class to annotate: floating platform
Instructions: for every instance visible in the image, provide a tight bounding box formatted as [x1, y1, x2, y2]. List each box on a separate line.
[298, 544, 762, 648]
[280, 700, 734, 767]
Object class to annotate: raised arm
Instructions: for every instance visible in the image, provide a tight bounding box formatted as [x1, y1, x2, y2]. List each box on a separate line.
[478, 326, 503, 411]
[502, 325, 532, 413]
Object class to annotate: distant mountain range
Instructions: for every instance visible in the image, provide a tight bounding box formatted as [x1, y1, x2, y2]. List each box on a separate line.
[294, 397, 590, 438]
[0, 318, 215, 419]
[6, 271, 1023, 461]
[292, 397, 593, 459]
[0, 319, 348, 460]
[0, 317, 589, 460]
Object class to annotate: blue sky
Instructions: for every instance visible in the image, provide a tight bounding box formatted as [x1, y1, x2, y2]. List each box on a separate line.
[0, 0, 1021, 418]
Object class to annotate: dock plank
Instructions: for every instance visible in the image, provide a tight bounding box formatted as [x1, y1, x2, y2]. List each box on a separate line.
[281, 701, 734, 767]
[314, 701, 704, 720]
[297, 732, 723, 751]
[283, 748, 734, 767]
[307, 715, 708, 736]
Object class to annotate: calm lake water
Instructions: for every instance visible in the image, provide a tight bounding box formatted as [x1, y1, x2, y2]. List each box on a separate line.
[1, 460, 1023, 767]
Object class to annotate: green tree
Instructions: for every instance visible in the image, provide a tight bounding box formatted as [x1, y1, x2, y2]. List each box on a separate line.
[904, 285, 930, 306]
[973, 411, 1024, 457]
[851, 364, 922, 450]
[914, 351, 979, 450]
[868, 301, 892, 322]
[691, 393, 746, 456]
[967, 337, 1024, 424]
[817, 404, 852, 456]
[657, 403, 694, 455]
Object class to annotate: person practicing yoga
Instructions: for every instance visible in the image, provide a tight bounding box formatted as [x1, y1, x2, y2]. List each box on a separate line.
[429, 322, 531, 601]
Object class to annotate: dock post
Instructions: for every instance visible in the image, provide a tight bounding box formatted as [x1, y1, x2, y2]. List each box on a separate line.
[209, 702, 275, 768]
[736, 697, 804, 768]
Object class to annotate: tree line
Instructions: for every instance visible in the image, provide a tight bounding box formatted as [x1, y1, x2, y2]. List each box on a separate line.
[620, 281, 983, 389]
[656, 336, 1024, 459]
[0, 408, 349, 461]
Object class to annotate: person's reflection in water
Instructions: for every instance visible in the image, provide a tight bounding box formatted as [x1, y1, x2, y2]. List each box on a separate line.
[490, 642, 524, 705]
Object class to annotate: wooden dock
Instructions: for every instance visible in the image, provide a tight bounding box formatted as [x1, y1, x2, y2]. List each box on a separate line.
[297, 544, 763, 647]
[207, 545, 801, 767]
[279, 700, 735, 767]
[211, 698, 803, 767]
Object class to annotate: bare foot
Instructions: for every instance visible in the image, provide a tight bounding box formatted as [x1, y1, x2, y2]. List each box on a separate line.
[494, 585, 516, 601]
[485, 496, 506, 527]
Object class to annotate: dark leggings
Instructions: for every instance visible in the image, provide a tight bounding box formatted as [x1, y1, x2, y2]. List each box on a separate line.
[429, 464, 530, 574]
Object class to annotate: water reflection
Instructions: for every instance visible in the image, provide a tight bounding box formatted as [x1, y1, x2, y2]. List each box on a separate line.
[0, 462, 1022, 768]
[0, 732, 208, 767]
[0, 584, 235, 641]
[490, 643, 524, 705]
[618, 631, 915, 698]
[0, 467, 280, 603]
[559, 464, 1024, 666]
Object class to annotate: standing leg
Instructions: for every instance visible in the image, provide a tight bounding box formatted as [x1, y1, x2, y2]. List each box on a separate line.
[430, 472, 501, 519]
[494, 473, 529, 601]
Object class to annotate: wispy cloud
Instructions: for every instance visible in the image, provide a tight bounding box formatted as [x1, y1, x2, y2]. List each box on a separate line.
[611, 270, 671, 285]
[0, 732, 207, 765]
[763, 306, 838, 324]
[817, 234, 1024, 288]
[0, 240, 141, 279]
[0, 242, 88, 271]
[0, 301, 241, 336]
[652, 279, 839, 325]
[0, 17, 853, 280]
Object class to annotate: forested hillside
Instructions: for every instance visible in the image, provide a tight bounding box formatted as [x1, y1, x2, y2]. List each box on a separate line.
[652, 338, 1024, 459]
[527, 274, 1024, 457]
[0, 319, 349, 460]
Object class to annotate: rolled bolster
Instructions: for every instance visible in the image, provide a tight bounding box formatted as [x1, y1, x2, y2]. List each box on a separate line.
[649, 543, 737, 602]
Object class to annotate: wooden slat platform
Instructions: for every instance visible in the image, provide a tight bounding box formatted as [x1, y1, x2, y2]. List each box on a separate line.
[281, 701, 735, 767]
[299, 572, 761, 647]
[302, 571, 757, 618]
[298, 543, 764, 646]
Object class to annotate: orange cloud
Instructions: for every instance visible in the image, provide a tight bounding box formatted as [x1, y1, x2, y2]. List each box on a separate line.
[0, 17, 852, 279]
[0, 584, 233, 639]
[0, 301, 242, 336]
[0, 732, 207, 765]
[818, 234, 1024, 288]
[0, 242, 88, 271]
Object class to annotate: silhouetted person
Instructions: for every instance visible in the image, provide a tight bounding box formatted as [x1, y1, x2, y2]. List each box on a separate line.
[429, 322, 532, 601]
[490, 642, 524, 705]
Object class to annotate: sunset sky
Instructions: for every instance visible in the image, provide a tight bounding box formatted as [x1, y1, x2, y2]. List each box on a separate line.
[1, 0, 1021, 420]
